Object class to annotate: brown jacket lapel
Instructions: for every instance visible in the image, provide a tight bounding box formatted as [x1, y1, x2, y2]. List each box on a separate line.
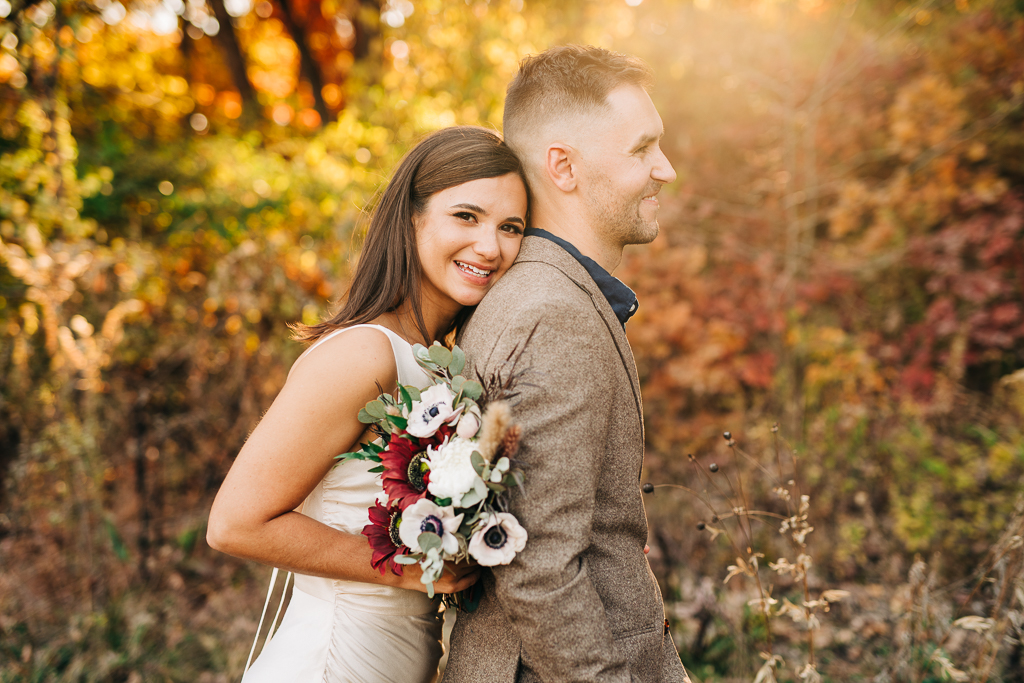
[512, 236, 644, 439]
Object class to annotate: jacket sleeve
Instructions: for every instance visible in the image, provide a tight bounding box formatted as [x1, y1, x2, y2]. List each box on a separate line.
[474, 304, 633, 683]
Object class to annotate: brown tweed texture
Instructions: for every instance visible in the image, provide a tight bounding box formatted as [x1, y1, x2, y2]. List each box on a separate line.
[442, 236, 689, 683]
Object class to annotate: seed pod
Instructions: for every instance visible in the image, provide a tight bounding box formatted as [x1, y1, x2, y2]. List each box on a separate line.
[709, 463, 719, 473]
[642, 483, 654, 493]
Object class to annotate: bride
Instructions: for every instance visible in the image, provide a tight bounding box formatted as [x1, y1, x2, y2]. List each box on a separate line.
[207, 126, 528, 682]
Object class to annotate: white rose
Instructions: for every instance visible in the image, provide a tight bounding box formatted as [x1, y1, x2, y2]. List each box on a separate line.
[398, 498, 464, 555]
[405, 384, 461, 438]
[468, 513, 527, 566]
[426, 436, 486, 507]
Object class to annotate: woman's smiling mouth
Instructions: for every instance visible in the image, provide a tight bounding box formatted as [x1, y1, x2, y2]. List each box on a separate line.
[456, 261, 493, 278]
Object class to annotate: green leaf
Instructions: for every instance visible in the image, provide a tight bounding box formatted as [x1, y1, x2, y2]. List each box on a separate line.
[105, 519, 130, 562]
[386, 414, 408, 430]
[425, 581, 435, 598]
[461, 380, 483, 400]
[357, 408, 374, 424]
[428, 344, 453, 368]
[393, 554, 419, 564]
[397, 384, 414, 412]
[406, 386, 421, 402]
[486, 481, 506, 494]
[418, 532, 442, 553]
[450, 346, 466, 376]
[470, 451, 485, 477]
[368, 465, 384, 473]
[451, 375, 466, 394]
[364, 400, 388, 420]
[413, 344, 430, 361]
[434, 497, 452, 507]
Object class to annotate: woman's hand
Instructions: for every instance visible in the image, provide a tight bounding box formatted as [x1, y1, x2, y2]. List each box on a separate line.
[399, 560, 480, 594]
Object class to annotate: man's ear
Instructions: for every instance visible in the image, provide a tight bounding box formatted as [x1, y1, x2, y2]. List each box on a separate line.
[544, 143, 577, 192]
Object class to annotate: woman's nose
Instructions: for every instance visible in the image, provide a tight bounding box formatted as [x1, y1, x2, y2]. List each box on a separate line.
[473, 228, 501, 261]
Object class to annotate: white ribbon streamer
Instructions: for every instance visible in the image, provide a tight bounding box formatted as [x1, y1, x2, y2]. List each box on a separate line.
[243, 567, 293, 679]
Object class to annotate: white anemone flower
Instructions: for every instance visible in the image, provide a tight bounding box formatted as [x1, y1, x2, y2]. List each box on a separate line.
[468, 512, 527, 566]
[426, 436, 486, 507]
[405, 384, 461, 438]
[398, 498, 464, 555]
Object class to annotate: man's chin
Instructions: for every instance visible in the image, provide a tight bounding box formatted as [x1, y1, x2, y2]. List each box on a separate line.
[624, 219, 660, 246]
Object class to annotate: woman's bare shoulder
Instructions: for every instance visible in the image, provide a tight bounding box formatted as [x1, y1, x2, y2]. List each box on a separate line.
[284, 326, 399, 401]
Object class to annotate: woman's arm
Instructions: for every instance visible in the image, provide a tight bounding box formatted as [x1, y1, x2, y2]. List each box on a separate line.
[207, 327, 477, 593]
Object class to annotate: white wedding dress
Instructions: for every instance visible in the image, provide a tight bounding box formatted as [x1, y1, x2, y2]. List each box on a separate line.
[242, 324, 443, 683]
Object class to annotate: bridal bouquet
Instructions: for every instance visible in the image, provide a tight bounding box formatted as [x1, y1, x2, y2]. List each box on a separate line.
[338, 341, 528, 603]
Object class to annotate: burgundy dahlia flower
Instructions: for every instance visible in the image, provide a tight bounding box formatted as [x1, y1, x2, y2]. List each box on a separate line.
[362, 501, 407, 576]
[380, 425, 453, 510]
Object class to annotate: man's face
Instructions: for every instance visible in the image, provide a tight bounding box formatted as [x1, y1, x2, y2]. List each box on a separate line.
[578, 85, 676, 247]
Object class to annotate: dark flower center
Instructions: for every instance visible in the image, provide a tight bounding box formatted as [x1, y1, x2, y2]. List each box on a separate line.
[406, 452, 429, 492]
[420, 515, 443, 536]
[484, 524, 508, 549]
[428, 405, 440, 418]
[387, 511, 403, 548]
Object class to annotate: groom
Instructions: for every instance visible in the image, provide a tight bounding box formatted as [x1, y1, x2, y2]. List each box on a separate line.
[445, 46, 689, 682]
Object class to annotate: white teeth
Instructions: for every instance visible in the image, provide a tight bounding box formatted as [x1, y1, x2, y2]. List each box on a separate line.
[457, 261, 491, 277]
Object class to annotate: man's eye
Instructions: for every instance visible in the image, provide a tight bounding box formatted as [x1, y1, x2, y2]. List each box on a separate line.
[501, 223, 523, 235]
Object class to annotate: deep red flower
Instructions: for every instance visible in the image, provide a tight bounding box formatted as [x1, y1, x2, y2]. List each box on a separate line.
[362, 500, 408, 576]
[380, 425, 453, 510]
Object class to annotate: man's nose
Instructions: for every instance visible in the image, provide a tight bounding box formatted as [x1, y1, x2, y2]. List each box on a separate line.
[651, 148, 677, 185]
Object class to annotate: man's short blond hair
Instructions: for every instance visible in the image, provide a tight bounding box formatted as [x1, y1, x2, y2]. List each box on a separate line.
[502, 45, 653, 181]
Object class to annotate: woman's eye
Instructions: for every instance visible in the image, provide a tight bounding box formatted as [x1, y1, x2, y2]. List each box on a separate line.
[454, 212, 476, 222]
[501, 223, 524, 235]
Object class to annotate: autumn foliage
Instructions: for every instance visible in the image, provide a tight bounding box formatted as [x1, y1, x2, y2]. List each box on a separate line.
[1, 0, 1023, 680]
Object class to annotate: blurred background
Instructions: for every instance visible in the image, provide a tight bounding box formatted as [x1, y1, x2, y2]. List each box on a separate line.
[1, 0, 1023, 680]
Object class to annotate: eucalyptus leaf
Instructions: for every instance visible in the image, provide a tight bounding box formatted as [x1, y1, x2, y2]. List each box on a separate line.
[451, 375, 466, 394]
[496, 457, 510, 472]
[364, 400, 388, 420]
[470, 451, 485, 477]
[425, 581, 435, 599]
[418, 532, 442, 553]
[393, 554, 419, 565]
[450, 346, 466, 376]
[460, 487, 485, 508]
[357, 408, 374, 424]
[428, 344, 453, 368]
[461, 380, 483, 400]
[486, 482, 506, 493]
[406, 386, 421, 401]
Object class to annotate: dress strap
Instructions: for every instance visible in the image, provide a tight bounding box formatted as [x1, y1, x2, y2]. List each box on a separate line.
[243, 568, 293, 679]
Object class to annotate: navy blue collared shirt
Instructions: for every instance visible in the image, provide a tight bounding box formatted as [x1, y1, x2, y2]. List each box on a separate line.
[524, 228, 639, 327]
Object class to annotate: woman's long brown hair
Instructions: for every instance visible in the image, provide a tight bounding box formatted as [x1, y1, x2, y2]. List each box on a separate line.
[293, 126, 526, 345]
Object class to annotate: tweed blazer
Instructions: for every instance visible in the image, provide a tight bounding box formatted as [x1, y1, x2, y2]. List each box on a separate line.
[443, 236, 689, 683]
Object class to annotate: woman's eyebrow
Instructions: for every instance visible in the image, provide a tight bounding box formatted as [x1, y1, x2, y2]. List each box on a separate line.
[504, 216, 525, 226]
[451, 203, 486, 213]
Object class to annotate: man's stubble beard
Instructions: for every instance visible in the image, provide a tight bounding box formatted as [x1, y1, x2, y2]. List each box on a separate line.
[583, 171, 661, 249]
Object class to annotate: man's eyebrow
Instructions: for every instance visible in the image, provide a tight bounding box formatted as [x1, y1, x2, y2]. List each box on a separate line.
[630, 130, 663, 149]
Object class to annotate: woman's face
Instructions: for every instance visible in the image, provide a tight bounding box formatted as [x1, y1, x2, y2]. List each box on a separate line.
[415, 173, 528, 315]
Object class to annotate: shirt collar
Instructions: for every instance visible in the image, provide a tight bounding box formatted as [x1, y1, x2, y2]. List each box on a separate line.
[524, 228, 639, 327]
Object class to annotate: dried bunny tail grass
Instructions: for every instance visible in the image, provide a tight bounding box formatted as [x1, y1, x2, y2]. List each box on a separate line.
[476, 400, 511, 463]
[498, 423, 522, 461]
